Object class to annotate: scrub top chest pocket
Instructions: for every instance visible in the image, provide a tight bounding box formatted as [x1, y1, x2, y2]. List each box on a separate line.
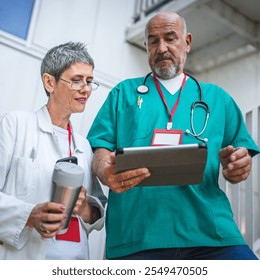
[117, 102, 151, 148]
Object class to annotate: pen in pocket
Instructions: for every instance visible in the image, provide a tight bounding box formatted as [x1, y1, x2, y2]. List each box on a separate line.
[30, 147, 36, 161]
[137, 96, 143, 109]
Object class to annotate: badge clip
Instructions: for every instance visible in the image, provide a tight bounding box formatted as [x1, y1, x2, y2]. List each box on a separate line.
[166, 122, 172, 130]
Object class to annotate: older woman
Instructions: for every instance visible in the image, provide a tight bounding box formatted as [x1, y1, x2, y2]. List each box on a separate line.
[0, 42, 106, 259]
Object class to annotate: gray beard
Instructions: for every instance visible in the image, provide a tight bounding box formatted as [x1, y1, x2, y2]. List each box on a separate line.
[153, 65, 179, 80]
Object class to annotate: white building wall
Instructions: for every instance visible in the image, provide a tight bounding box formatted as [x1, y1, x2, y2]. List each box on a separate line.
[196, 51, 260, 112]
[0, 0, 259, 259]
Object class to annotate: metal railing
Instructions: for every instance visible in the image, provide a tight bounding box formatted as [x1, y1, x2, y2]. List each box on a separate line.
[219, 104, 260, 256]
[133, 0, 173, 22]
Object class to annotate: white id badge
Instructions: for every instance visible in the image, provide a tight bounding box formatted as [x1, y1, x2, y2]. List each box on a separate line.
[151, 129, 183, 146]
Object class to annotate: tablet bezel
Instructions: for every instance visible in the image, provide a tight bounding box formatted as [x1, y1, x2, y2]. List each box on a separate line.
[115, 143, 207, 186]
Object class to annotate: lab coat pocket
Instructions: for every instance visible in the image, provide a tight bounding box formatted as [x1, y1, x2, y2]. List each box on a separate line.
[6, 157, 38, 198]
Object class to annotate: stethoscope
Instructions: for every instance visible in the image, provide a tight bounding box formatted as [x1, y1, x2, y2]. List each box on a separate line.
[136, 72, 210, 143]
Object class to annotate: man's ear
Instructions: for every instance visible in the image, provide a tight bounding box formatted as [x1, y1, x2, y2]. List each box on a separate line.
[42, 73, 55, 93]
[185, 33, 192, 54]
[144, 40, 149, 53]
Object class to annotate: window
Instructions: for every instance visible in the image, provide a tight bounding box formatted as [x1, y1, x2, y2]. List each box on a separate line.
[0, 0, 35, 40]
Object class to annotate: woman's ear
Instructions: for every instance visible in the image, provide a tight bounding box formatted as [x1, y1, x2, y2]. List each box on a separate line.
[42, 73, 55, 94]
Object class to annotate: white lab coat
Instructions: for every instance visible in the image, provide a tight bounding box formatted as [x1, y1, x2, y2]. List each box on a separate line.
[0, 105, 106, 259]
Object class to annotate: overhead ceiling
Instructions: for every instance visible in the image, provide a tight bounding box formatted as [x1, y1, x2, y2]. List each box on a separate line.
[126, 0, 260, 74]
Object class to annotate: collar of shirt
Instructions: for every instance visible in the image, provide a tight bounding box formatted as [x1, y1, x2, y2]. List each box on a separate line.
[157, 73, 189, 95]
[36, 105, 84, 154]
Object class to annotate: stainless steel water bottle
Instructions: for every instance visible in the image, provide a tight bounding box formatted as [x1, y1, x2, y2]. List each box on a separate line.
[51, 161, 84, 234]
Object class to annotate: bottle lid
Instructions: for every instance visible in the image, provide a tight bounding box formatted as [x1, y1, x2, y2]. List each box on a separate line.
[52, 162, 84, 187]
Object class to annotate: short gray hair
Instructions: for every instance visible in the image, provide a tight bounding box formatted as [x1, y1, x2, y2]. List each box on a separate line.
[41, 42, 94, 96]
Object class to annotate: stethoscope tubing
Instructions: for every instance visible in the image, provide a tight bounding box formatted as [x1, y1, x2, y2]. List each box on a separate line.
[136, 72, 210, 142]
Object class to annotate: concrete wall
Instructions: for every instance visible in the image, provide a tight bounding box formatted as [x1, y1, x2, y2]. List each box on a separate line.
[197, 51, 260, 113]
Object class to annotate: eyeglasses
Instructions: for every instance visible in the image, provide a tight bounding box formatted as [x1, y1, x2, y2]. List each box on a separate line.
[59, 77, 99, 91]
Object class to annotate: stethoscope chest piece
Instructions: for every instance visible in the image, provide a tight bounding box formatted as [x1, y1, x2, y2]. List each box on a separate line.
[136, 72, 152, 94]
[136, 85, 149, 94]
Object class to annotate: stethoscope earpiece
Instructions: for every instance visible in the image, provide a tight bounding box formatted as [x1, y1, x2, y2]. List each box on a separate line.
[185, 129, 208, 143]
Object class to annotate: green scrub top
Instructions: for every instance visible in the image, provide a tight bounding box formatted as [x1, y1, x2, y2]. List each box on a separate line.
[87, 75, 260, 259]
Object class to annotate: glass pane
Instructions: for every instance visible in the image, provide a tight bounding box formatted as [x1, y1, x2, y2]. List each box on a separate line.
[0, 0, 35, 39]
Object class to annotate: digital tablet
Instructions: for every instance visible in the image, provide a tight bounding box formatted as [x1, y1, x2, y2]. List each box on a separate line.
[115, 143, 207, 186]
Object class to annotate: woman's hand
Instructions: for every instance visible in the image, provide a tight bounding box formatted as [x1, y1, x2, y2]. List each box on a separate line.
[75, 186, 101, 224]
[73, 186, 87, 214]
[26, 202, 67, 238]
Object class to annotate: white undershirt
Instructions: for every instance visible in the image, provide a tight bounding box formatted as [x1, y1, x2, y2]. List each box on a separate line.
[157, 73, 189, 95]
[52, 125, 74, 156]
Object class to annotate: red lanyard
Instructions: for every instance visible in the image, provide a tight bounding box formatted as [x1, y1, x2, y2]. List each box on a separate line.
[67, 123, 72, 157]
[153, 73, 187, 130]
